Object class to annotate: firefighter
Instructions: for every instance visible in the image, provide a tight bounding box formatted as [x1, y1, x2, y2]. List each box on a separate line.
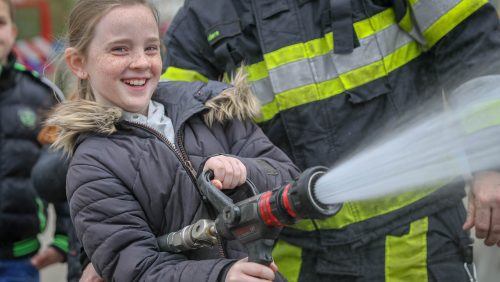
[162, 0, 500, 281]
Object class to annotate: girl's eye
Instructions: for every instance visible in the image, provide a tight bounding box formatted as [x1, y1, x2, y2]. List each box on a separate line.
[111, 47, 128, 53]
[145, 45, 159, 53]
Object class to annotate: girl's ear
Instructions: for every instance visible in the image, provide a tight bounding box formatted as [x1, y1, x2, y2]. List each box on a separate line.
[65, 48, 88, 79]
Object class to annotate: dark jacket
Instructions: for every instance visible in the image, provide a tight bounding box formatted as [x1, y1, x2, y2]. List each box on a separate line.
[162, 1, 500, 280]
[32, 149, 82, 282]
[62, 79, 299, 281]
[162, 0, 500, 236]
[0, 53, 69, 259]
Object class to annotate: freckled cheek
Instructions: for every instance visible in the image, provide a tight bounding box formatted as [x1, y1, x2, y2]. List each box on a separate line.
[92, 57, 129, 76]
[151, 57, 163, 76]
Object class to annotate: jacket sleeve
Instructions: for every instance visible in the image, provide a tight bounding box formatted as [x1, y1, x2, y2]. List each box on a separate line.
[31, 147, 70, 258]
[162, 5, 223, 82]
[32, 148, 69, 203]
[430, 2, 500, 91]
[428, 3, 500, 172]
[221, 119, 300, 193]
[67, 150, 235, 282]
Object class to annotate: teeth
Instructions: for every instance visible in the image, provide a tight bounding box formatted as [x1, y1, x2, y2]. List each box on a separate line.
[123, 79, 146, 86]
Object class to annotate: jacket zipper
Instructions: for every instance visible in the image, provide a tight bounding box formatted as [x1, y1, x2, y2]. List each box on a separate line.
[121, 121, 198, 189]
[176, 124, 227, 258]
[122, 120, 227, 258]
[175, 124, 197, 176]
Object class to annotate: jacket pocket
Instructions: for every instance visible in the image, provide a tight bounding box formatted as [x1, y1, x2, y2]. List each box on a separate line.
[345, 76, 392, 104]
[206, 21, 243, 72]
[206, 21, 241, 48]
[309, 245, 361, 278]
[261, 0, 289, 19]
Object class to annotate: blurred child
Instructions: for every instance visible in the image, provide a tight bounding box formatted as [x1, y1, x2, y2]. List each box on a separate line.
[0, 0, 69, 281]
[47, 0, 299, 281]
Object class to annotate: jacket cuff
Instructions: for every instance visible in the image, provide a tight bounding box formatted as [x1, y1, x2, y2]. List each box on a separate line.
[79, 247, 91, 271]
[50, 234, 69, 261]
[215, 260, 237, 282]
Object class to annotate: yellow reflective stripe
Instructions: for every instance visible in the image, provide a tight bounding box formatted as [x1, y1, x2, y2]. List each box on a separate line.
[13, 238, 40, 257]
[355, 8, 396, 39]
[341, 60, 387, 89]
[398, 5, 413, 33]
[461, 99, 500, 134]
[265, 43, 308, 69]
[273, 240, 302, 282]
[386, 217, 428, 282]
[306, 33, 334, 57]
[245, 61, 269, 81]
[264, 9, 397, 69]
[257, 100, 280, 123]
[384, 41, 422, 73]
[161, 66, 209, 82]
[255, 41, 422, 123]
[423, 0, 488, 48]
[276, 84, 322, 114]
[292, 185, 437, 231]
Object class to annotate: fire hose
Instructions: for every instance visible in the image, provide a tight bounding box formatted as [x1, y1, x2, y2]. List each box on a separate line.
[157, 166, 342, 265]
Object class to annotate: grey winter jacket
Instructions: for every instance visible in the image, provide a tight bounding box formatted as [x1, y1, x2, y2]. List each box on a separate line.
[65, 80, 299, 281]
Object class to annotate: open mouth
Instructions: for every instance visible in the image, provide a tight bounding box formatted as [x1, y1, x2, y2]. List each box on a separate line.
[122, 78, 147, 87]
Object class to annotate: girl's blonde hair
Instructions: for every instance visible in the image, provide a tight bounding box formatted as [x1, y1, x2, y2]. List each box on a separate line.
[47, 0, 160, 154]
[66, 0, 160, 101]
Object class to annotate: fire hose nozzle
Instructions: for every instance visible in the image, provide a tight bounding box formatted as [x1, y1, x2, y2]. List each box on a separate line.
[258, 166, 342, 227]
[286, 166, 342, 220]
[157, 219, 218, 253]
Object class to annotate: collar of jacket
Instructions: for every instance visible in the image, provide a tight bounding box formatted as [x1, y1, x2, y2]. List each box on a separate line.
[154, 80, 231, 132]
[71, 74, 258, 149]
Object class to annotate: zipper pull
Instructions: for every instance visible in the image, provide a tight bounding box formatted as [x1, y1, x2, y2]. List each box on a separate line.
[186, 160, 197, 175]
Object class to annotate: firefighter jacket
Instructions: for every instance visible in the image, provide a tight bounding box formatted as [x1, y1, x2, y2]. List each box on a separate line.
[163, 0, 500, 280]
[0, 53, 69, 259]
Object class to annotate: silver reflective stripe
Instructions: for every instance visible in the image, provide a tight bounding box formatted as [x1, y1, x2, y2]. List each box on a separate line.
[265, 23, 414, 94]
[251, 77, 275, 104]
[251, 1, 462, 103]
[411, 0, 461, 32]
[268, 59, 316, 94]
[376, 24, 414, 56]
[311, 54, 338, 84]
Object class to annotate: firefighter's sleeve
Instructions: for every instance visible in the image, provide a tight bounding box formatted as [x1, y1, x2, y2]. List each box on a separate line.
[430, 2, 500, 91]
[162, 6, 222, 82]
[433, 3, 500, 172]
[449, 76, 500, 173]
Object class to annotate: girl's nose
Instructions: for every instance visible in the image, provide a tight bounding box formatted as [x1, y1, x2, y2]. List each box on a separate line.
[130, 52, 151, 69]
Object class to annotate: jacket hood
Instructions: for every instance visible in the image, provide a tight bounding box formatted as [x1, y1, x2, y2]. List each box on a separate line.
[46, 71, 260, 154]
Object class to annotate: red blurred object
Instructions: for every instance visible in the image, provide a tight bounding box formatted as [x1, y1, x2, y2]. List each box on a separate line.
[12, 0, 54, 75]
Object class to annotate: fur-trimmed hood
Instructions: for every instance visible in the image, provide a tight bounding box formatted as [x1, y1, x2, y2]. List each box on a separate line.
[46, 72, 260, 154]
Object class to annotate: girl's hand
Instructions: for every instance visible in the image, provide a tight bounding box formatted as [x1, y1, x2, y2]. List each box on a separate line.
[203, 155, 246, 189]
[225, 258, 277, 282]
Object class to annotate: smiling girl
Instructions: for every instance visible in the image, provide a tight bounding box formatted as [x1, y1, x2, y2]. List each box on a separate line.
[47, 0, 298, 281]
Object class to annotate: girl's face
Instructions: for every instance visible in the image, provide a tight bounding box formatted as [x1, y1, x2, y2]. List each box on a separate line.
[83, 4, 161, 114]
[0, 0, 17, 65]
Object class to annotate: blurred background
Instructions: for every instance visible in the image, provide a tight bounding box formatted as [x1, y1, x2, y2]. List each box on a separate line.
[11, 0, 184, 78]
[9, 0, 500, 281]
